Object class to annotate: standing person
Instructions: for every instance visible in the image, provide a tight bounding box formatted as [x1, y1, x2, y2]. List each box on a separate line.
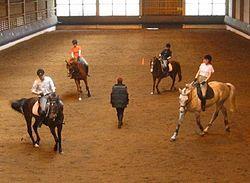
[110, 78, 129, 129]
[70, 39, 89, 76]
[194, 55, 214, 111]
[159, 43, 173, 75]
[31, 69, 56, 126]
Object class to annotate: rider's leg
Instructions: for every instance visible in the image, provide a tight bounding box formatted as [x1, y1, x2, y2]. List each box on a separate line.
[39, 96, 47, 127]
[168, 62, 173, 72]
[200, 81, 207, 111]
[78, 57, 89, 76]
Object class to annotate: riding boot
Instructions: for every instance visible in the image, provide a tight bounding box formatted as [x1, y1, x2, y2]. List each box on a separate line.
[86, 65, 90, 77]
[39, 111, 46, 128]
[201, 97, 206, 111]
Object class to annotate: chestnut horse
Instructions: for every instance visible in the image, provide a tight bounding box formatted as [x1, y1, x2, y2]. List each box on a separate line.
[11, 94, 64, 153]
[170, 81, 236, 141]
[65, 59, 91, 100]
[150, 57, 182, 94]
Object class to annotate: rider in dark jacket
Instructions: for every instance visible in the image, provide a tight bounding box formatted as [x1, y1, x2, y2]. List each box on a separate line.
[160, 43, 172, 75]
[110, 77, 129, 129]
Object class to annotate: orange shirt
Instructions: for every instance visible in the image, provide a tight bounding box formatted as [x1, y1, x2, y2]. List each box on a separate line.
[70, 45, 82, 58]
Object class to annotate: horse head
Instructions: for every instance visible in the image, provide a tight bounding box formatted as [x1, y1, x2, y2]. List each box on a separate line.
[178, 85, 193, 120]
[47, 93, 62, 121]
[65, 59, 78, 77]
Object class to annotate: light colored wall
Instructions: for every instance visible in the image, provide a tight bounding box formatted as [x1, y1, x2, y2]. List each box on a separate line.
[235, 0, 241, 19]
[244, 0, 249, 23]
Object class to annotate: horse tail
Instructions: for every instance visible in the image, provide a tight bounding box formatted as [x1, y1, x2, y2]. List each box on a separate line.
[176, 62, 182, 82]
[226, 83, 236, 112]
[11, 98, 26, 114]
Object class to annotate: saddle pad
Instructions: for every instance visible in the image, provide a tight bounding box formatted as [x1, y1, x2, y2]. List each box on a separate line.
[197, 84, 214, 100]
[32, 101, 39, 116]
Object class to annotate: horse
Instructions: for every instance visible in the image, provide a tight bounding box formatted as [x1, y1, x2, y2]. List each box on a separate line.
[150, 57, 182, 94]
[170, 81, 236, 141]
[65, 58, 91, 100]
[11, 94, 64, 153]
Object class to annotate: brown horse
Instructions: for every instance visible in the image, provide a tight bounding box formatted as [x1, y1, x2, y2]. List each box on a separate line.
[170, 81, 236, 141]
[11, 94, 64, 153]
[65, 59, 91, 100]
[150, 57, 182, 94]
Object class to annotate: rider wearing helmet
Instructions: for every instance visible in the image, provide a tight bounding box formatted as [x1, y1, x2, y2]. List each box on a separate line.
[194, 55, 214, 111]
[70, 39, 89, 76]
[159, 43, 173, 75]
[31, 69, 56, 126]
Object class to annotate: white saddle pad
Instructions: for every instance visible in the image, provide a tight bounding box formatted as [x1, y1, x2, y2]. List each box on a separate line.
[32, 101, 39, 116]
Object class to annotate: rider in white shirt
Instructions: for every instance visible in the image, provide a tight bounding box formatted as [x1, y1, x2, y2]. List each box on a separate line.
[31, 69, 56, 123]
[194, 55, 214, 111]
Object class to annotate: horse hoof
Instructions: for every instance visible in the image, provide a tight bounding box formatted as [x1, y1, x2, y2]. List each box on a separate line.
[200, 131, 206, 136]
[225, 127, 231, 132]
[170, 137, 176, 142]
[150, 92, 154, 95]
[59, 151, 64, 154]
[34, 143, 39, 148]
[78, 97, 82, 101]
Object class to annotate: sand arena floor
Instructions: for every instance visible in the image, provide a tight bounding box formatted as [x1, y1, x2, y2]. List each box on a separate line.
[0, 29, 250, 182]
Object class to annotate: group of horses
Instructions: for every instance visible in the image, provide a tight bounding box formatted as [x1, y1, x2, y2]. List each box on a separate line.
[10, 56, 236, 154]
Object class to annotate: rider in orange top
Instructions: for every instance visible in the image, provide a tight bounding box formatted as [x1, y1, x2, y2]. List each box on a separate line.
[70, 39, 89, 76]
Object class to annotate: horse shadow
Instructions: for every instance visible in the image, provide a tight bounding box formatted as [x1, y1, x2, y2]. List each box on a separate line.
[60, 92, 90, 102]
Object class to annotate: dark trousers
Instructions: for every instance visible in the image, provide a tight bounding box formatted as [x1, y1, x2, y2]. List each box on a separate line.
[116, 108, 125, 122]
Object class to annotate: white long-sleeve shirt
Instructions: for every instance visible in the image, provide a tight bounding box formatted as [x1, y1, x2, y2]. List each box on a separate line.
[31, 76, 56, 95]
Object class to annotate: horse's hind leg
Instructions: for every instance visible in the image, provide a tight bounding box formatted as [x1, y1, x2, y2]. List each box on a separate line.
[24, 115, 35, 145]
[195, 112, 204, 132]
[170, 74, 176, 91]
[221, 105, 230, 132]
[203, 105, 222, 134]
[50, 127, 58, 152]
[83, 79, 91, 97]
[33, 119, 41, 146]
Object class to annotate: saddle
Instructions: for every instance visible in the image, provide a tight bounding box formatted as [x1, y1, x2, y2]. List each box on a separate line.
[32, 100, 50, 117]
[195, 82, 214, 100]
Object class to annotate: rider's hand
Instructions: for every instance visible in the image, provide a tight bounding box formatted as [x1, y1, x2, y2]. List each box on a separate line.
[40, 93, 44, 97]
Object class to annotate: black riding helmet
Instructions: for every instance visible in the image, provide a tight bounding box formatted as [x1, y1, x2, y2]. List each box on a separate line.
[204, 54, 212, 62]
[166, 43, 171, 48]
[37, 69, 45, 76]
[72, 39, 78, 45]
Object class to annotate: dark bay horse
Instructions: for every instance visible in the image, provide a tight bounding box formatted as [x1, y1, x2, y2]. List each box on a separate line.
[11, 94, 64, 153]
[66, 59, 91, 100]
[150, 57, 182, 94]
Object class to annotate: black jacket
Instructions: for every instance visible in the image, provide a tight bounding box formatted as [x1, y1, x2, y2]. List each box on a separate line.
[111, 84, 129, 108]
[161, 49, 172, 60]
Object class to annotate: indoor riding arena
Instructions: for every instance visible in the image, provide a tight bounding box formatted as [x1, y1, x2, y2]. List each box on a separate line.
[1, 0, 250, 182]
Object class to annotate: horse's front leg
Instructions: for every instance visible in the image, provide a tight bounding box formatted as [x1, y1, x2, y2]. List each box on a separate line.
[57, 124, 63, 153]
[33, 119, 41, 147]
[50, 127, 58, 152]
[151, 76, 156, 95]
[170, 111, 186, 141]
[156, 78, 162, 94]
[83, 78, 91, 97]
[75, 79, 82, 100]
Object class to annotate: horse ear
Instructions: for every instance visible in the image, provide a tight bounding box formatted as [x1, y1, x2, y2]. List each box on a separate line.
[179, 88, 182, 93]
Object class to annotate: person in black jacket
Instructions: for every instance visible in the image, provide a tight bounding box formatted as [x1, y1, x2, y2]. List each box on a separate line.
[159, 43, 173, 75]
[110, 77, 129, 129]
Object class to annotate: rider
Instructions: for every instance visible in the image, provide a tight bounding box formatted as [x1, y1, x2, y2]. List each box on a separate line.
[159, 43, 173, 75]
[194, 55, 214, 111]
[31, 69, 56, 126]
[70, 39, 89, 76]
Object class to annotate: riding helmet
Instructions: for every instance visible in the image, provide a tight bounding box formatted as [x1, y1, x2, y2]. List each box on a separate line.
[37, 69, 45, 76]
[204, 54, 212, 62]
[117, 77, 123, 84]
[72, 39, 78, 45]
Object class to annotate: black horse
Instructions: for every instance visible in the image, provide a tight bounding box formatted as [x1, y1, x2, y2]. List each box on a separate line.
[11, 94, 64, 153]
[150, 57, 182, 94]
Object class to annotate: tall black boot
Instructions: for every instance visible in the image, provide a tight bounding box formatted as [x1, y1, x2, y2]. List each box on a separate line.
[85, 65, 89, 77]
